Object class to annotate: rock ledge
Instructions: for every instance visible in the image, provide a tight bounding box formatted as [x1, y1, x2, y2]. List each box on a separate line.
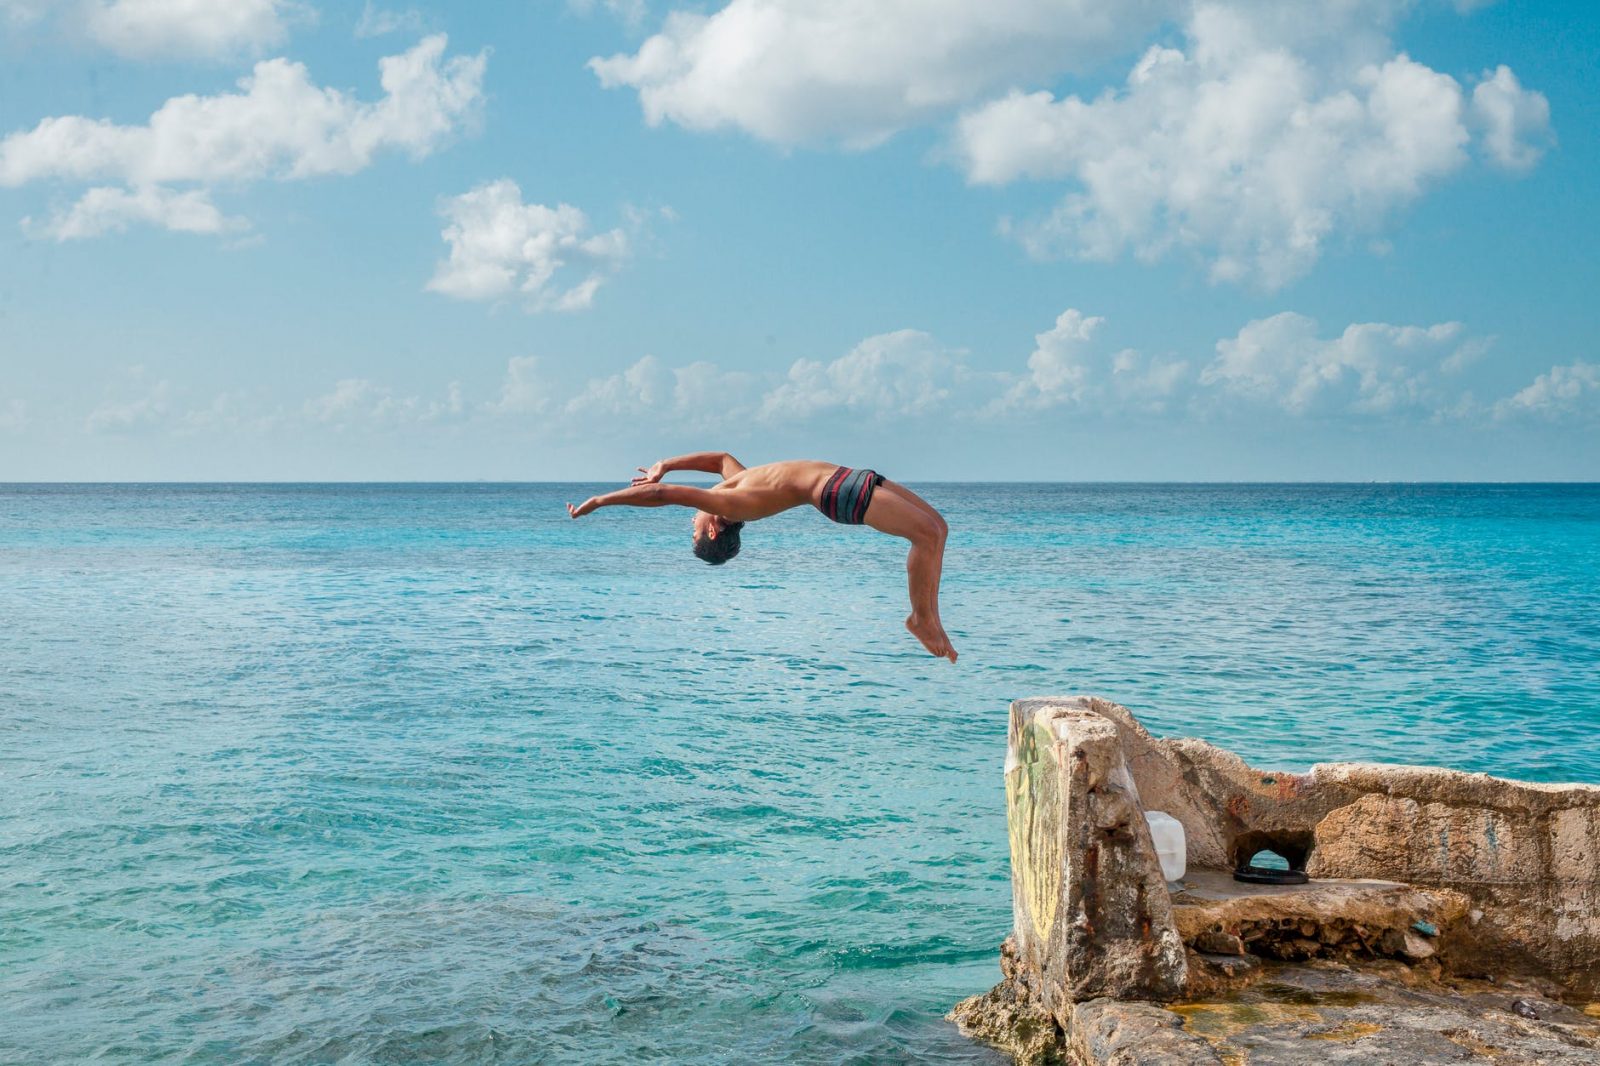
[952, 696, 1600, 1064]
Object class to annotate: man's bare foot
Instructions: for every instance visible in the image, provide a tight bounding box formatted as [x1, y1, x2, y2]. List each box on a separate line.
[906, 614, 958, 663]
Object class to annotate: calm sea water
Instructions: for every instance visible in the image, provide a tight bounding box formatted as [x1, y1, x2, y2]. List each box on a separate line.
[3, 483, 1597, 1064]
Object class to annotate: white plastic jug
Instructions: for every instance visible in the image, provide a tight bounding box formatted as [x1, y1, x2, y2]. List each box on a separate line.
[1143, 810, 1187, 883]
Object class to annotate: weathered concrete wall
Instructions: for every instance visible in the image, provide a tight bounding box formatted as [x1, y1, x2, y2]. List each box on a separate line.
[1064, 695, 1600, 996]
[962, 696, 1600, 1064]
[1005, 698, 1189, 1016]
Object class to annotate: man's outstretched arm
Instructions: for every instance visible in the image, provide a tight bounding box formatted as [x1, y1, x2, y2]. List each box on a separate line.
[568, 482, 726, 519]
[632, 451, 745, 484]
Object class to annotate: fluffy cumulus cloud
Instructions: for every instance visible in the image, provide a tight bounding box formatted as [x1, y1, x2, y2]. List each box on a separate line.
[525, 310, 1497, 429]
[560, 355, 759, 425]
[83, 0, 307, 60]
[759, 330, 972, 420]
[52, 305, 1567, 443]
[2, 0, 307, 56]
[1494, 362, 1600, 421]
[988, 305, 1500, 420]
[0, 35, 486, 238]
[487, 356, 555, 416]
[565, 355, 671, 416]
[992, 308, 1190, 414]
[26, 185, 247, 240]
[1001, 308, 1103, 410]
[670, 360, 759, 425]
[600, 0, 1550, 288]
[590, 0, 1175, 146]
[957, 3, 1552, 287]
[1471, 65, 1553, 171]
[477, 333, 978, 431]
[1201, 312, 1476, 415]
[427, 180, 631, 312]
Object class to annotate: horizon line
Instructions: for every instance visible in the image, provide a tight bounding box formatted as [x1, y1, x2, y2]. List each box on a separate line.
[3, 479, 1597, 487]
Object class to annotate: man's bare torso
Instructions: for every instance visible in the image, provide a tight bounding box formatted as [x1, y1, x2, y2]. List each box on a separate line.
[704, 459, 838, 521]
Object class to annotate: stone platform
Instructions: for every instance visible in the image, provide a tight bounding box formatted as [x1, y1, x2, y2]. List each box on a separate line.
[954, 957, 1600, 1065]
[950, 696, 1600, 1064]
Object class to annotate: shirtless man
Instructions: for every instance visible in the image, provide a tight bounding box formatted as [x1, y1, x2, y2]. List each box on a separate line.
[566, 452, 956, 662]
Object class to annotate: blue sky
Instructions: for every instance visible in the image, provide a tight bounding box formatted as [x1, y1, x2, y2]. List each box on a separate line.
[0, 0, 1595, 480]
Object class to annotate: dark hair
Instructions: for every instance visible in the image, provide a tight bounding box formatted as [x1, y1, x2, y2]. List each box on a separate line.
[693, 521, 744, 565]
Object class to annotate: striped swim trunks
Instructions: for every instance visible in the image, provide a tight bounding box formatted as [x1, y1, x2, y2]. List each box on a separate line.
[818, 466, 885, 525]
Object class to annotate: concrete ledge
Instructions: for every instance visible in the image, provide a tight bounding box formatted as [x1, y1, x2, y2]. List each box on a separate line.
[955, 696, 1600, 1064]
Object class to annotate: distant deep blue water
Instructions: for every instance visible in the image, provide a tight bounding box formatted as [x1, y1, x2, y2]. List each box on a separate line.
[3, 483, 1597, 1064]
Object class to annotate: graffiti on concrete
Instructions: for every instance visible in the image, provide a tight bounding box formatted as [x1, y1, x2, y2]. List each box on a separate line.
[1006, 717, 1061, 945]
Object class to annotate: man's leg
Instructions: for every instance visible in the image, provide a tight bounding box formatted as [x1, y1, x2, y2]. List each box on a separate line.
[862, 482, 956, 662]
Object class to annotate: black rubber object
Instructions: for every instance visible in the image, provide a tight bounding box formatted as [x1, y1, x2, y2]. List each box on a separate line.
[1233, 866, 1310, 885]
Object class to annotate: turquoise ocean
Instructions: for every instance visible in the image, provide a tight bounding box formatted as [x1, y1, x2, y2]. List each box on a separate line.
[3, 483, 1597, 1064]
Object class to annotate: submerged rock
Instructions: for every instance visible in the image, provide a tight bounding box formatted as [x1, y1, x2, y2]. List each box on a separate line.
[948, 939, 1069, 1066]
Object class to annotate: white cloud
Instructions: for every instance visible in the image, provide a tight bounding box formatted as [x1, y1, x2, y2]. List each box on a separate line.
[991, 308, 1190, 414]
[601, 1, 1548, 288]
[1494, 362, 1600, 421]
[303, 378, 464, 428]
[1000, 308, 1103, 410]
[176, 390, 280, 434]
[559, 355, 758, 426]
[1471, 65, 1553, 171]
[304, 379, 387, 424]
[569, 0, 648, 30]
[566, 355, 670, 416]
[487, 356, 556, 416]
[759, 330, 971, 420]
[1202, 312, 1471, 414]
[1109, 348, 1190, 412]
[26, 185, 248, 240]
[52, 305, 1527, 447]
[1, 34, 483, 184]
[958, 5, 1498, 289]
[0, 0, 50, 26]
[86, 377, 172, 433]
[0, 35, 486, 236]
[671, 360, 759, 425]
[83, 0, 308, 60]
[590, 0, 1176, 147]
[1440, 335, 1495, 375]
[354, 1, 424, 39]
[544, 310, 1481, 429]
[427, 179, 631, 312]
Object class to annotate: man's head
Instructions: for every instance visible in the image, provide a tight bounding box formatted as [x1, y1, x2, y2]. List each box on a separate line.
[692, 511, 743, 565]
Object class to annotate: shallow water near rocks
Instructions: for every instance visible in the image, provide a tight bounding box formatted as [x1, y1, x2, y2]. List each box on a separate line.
[3, 483, 1597, 1063]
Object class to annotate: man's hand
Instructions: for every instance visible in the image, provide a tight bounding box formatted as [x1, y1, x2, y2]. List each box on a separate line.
[631, 461, 666, 486]
[567, 497, 600, 518]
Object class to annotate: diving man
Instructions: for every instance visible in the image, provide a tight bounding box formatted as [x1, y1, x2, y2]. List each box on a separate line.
[567, 452, 956, 662]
